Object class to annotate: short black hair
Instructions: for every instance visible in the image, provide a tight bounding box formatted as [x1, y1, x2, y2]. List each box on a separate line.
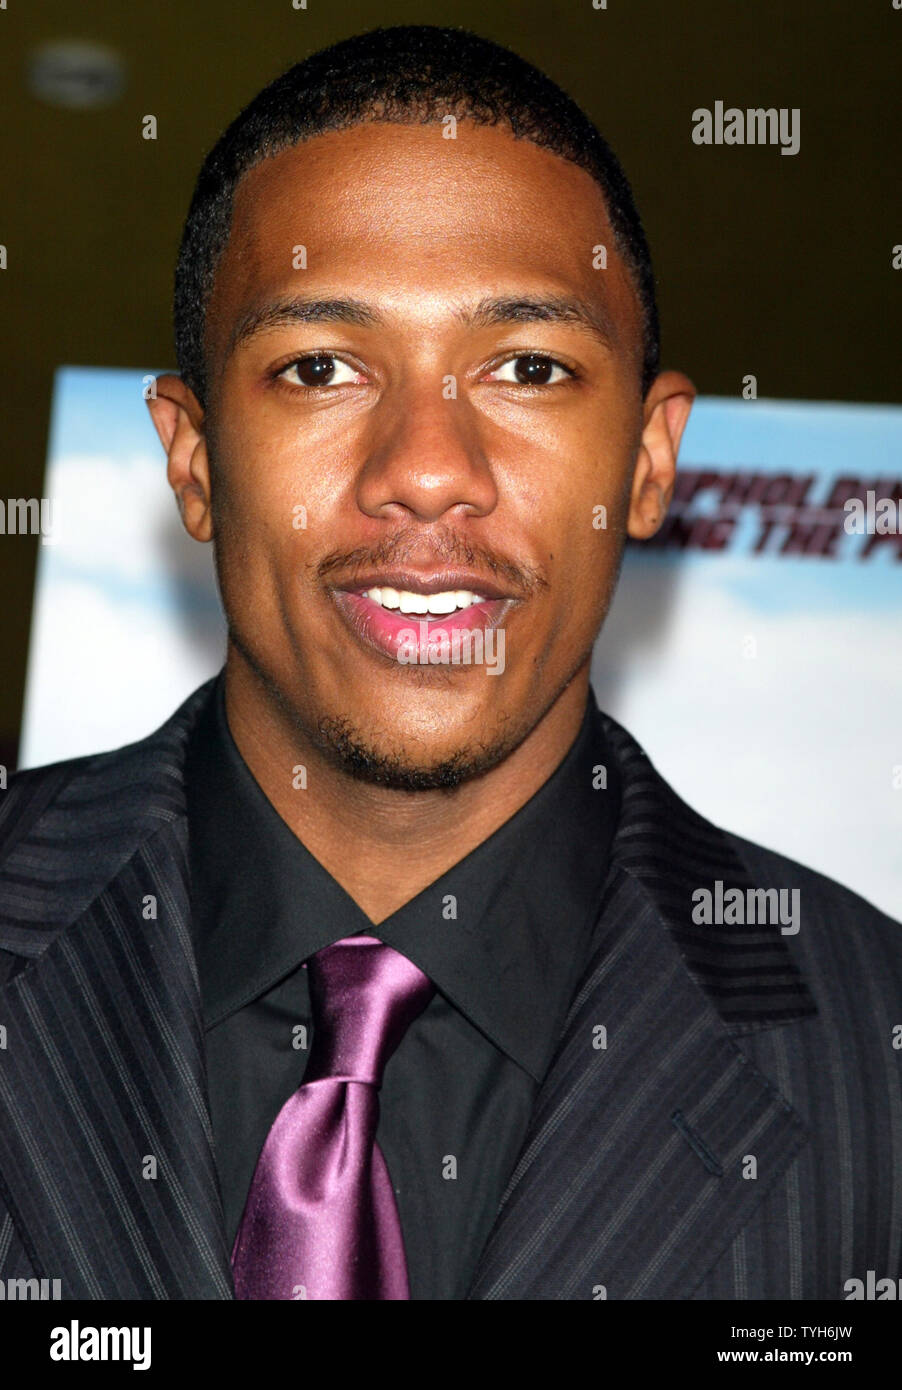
[173, 24, 660, 406]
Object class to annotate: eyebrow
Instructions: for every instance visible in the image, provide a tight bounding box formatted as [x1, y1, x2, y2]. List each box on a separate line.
[227, 297, 380, 358]
[462, 295, 617, 350]
[226, 292, 618, 360]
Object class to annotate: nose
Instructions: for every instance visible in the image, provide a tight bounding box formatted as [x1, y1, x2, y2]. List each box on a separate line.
[355, 379, 498, 524]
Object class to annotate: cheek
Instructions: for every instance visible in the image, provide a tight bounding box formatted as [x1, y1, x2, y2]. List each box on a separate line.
[529, 445, 629, 568]
[218, 386, 357, 517]
[529, 459, 631, 650]
[210, 477, 309, 647]
[210, 413, 328, 567]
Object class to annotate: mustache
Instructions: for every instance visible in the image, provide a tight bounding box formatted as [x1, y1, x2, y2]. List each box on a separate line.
[315, 524, 548, 597]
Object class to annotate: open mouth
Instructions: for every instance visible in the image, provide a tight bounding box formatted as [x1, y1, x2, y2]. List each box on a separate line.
[329, 574, 515, 665]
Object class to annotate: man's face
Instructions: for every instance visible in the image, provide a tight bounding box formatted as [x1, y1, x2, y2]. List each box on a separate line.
[194, 119, 675, 787]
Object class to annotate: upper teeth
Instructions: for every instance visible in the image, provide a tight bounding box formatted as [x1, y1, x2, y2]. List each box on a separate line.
[363, 587, 486, 615]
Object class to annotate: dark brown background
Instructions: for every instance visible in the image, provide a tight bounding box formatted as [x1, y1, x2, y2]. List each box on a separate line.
[1, 0, 899, 767]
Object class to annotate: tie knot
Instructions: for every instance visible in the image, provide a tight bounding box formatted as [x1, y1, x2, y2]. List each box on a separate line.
[303, 935, 435, 1086]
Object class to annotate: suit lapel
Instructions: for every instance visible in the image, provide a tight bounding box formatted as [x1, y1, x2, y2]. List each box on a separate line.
[467, 710, 817, 1300]
[0, 684, 233, 1298]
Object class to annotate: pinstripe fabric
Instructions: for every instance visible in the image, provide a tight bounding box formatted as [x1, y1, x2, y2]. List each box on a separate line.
[690, 836, 902, 1301]
[0, 818, 232, 1298]
[465, 869, 809, 1299]
[597, 719, 817, 1028]
[0, 1210, 13, 1265]
[0, 677, 900, 1299]
[0, 695, 193, 958]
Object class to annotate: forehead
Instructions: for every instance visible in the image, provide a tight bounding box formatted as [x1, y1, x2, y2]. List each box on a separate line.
[205, 118, 640, 366]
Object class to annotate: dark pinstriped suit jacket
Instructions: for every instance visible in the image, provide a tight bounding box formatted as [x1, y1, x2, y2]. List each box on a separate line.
[0, 678, 900, 1300]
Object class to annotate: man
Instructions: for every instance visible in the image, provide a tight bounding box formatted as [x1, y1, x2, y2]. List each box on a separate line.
[0, 25, 899, 1302]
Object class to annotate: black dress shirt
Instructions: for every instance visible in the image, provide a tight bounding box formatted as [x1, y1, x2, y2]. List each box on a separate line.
[184, 673, 620, 1300]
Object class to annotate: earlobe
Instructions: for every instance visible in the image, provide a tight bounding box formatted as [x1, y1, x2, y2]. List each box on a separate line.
[627, 448, 669, 541]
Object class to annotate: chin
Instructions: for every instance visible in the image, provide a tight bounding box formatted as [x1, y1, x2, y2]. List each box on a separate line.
[314, 711, 518, 793]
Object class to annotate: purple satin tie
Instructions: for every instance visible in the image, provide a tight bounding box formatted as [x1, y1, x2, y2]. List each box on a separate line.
[230, 934, 435, 1300]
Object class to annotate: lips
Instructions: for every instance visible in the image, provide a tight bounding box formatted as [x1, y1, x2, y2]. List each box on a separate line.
[334, 569, 513, 602]
[329, 571, 515, 665]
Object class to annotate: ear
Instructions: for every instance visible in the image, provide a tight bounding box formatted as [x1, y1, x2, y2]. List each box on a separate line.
[145, 374, 214, 542]
[627, 370, 696, 540]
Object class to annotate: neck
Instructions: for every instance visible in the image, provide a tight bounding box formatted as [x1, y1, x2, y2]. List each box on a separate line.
[222, 657, 592, 924]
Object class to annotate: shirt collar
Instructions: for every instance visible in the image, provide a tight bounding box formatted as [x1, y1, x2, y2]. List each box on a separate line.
[185, 672, 620, 1084]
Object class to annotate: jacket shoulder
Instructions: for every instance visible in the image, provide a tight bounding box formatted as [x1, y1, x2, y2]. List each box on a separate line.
[725, 828, 901, 933]
[0, 745, 141, 865]
[0, 680, 212, 864]
[723, 828, 902, 1016]
[0, 681, 214, 953]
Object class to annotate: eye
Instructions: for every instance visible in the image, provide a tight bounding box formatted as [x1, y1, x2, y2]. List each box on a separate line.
[278, 355, 363, 388]
[486, 354, 574, 386]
